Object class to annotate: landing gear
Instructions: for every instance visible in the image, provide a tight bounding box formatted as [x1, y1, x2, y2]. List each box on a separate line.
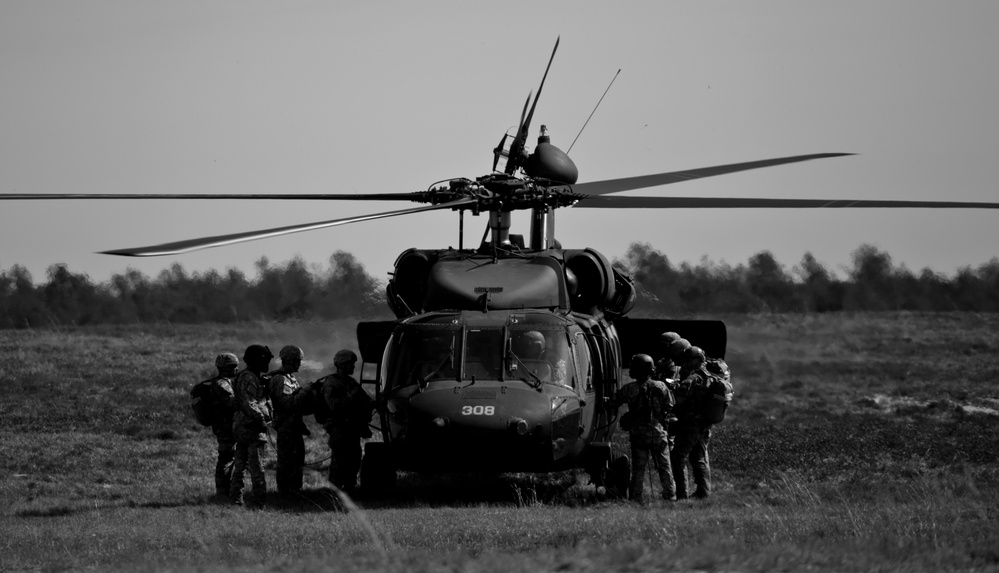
[360, 441, 396, 495]
[585, 442, 630, 500]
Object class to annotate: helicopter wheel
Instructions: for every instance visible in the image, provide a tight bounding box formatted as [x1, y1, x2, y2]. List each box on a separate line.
[360, 441, 397, 495]
[604, 451, 631, 500]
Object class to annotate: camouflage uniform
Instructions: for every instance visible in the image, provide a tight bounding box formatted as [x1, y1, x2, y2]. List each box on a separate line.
[320, 371, 374, 493]
[268, 365, 314, 495]
[209, 374, 237, 495]
[655, 358, 680, 384]
[616, 376, 676, 502]
[671, 366, 712, 499]
[230, 368, 272, 504]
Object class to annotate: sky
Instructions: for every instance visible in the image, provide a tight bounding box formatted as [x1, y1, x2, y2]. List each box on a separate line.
[2, 1, 998, 286]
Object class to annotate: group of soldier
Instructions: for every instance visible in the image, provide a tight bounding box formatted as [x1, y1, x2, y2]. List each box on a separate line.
[201, 344, 374, 507]
[615, 331, 728, 504]
[199, 333, 725, 507]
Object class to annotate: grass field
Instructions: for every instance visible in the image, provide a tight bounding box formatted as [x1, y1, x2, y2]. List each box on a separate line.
[1, 313, 997, 572]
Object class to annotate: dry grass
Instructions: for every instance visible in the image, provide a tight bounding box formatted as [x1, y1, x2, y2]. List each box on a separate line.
[1, 312, 998, 572]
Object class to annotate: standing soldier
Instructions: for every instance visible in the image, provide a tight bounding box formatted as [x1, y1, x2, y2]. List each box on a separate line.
[317, 349, 374, 494]
[615, 354, 676, 503]
[268, 345, 314, 497]
[671, 345, 712, 500]
[191, 352, 239, 499]
[655, 332, 682, 382]
[230, 344, 274, 506]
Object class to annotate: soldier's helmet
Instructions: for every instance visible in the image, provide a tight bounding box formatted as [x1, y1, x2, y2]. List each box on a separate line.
[660, 331, 681, 345]
[629, 354, 655, 377]
[279, 345, 304, 361]
[515, 331, 546, 358]
[215, 352, 239, 369]
[684, 346, 706, 366]
[334, 349, 358, 367]
[243, 344, 274, 365]
[667, 338, 691, 361]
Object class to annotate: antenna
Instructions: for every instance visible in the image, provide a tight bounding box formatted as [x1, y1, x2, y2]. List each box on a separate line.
[567, 68, 621, 154]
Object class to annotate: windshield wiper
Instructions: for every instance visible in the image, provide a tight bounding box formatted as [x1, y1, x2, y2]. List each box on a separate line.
[508, 352, 543, 390]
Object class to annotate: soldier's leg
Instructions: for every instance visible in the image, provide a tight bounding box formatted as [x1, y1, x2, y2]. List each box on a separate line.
[275, 426, 292, 494]
[652, 440, 676, 501]
[230, 441, 249, 503]
[342, 439, 363, 494]
[247, 440, 267, 502]
[215, 435, 235, 496]
[691, 427, 711, 498]
[629, 442, 649, 503]
[292, 432, 305, 492]
[671, 428, 696, 499]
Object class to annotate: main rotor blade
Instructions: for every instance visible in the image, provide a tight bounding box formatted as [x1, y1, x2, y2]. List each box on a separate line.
[506, 37, 560, 175]
[572, 195, 999, 209]
[565, 153, 854, 196]
[100, 198, 476, 257]
[0, 192, 423, 201]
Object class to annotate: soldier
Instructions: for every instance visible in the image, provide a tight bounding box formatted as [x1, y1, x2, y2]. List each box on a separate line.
[267, 345, 314, 496]
[230, 344, 274, 506]
[317, 349, 374, 494]
[655, 332, 682, 382]
[203, 353, 238, 498]
[615, 354, 676, 503]
[671, 345, 712, 500]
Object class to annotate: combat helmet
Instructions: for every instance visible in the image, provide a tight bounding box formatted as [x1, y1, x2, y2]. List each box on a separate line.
[333, 349, 358, 367]
[279, 345, 304, 361]
[660, 331, 681, 345]
[215, 352, 239, 369]
[243, 344, 274, 368]
[629, 353, 655, 377]
[667, 338, 691, 361]
[684, 345, 706, 366]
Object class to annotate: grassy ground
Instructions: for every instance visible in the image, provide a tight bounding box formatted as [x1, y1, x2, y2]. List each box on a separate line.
[1, 313, 997, 572]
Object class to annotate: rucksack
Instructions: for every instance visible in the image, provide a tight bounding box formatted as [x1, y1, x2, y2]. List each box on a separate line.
[700, 359, 733, 425]
[191, 378, 218, 426]
[312, 376, 333, 425]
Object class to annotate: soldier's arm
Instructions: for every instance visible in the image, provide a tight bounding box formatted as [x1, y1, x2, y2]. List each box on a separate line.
[240, 375, 270, 424]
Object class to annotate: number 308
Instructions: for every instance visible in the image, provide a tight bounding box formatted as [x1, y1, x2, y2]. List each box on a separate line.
[461, 405, 495, 416]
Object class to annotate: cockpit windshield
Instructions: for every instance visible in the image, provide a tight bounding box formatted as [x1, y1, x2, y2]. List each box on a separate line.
[388, 323, 575, 389]
[506, 328, 572, 388]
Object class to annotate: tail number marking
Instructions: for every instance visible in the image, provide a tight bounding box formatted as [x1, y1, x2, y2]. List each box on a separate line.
[461, 405, 495, 416]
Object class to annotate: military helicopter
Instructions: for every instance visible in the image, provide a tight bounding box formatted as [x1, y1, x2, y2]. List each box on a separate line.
[5, 38, 999, 496]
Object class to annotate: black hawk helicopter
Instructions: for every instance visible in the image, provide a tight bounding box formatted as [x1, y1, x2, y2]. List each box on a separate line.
[5, 38, 999, 494]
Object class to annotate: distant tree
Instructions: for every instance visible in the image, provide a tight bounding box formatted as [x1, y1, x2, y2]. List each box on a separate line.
[794, 252, 843, 312]
[845, 244, 897, 311]
[746, 251, 796, 312]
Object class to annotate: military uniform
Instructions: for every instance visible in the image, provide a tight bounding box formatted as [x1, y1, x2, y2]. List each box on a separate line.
[655, 358, 680, 385]
[268, 367, 314, 495]
[230, 368, 272, 504]
[319, 371, 373, 493]
[671, 367, 712, 499]
[616, 377, 676, 502]
[209, 375, 237, 495]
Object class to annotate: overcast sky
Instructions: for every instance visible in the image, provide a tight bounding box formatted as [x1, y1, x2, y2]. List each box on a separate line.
[2, 1, 997, 285]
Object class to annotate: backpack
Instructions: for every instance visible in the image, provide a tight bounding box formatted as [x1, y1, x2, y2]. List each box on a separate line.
[700, 359, 733, 425]
[620, 382, 657, 431]
[312, 376, 333, 425]
[191, 378, 218, 426]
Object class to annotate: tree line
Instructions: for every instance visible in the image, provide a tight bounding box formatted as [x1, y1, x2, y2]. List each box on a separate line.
[0, 252, 385, 328]
[616, 243, 999, 315]
[2, 243, 998, 328]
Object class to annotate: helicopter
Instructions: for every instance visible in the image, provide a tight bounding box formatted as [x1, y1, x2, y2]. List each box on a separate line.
[4, 38, 999, 496]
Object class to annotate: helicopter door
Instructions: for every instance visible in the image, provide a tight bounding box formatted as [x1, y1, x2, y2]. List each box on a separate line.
[571, 330, 595, 441]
